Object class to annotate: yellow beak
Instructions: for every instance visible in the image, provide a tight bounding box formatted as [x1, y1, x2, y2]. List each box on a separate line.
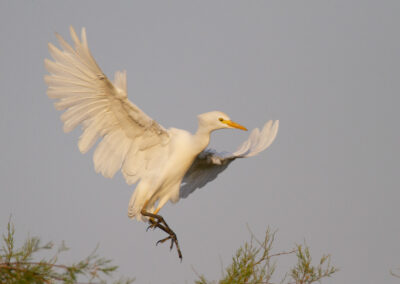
[223, 120, 248, 131]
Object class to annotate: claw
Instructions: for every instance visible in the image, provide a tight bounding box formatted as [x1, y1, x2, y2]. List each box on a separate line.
[146, 222, 156, 231]
[146, 218, 157, 231]
[156, 235, 172, 246]
[154, 233, 177, 251]
[141, 208, 183, 260]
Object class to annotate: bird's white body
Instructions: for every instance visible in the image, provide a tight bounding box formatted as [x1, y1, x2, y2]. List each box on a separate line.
[45, 27, 279, 223]
[128, 128, 198, 219]
[128, 114, 227, 220]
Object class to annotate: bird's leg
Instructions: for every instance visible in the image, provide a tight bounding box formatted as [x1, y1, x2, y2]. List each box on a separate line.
[145, 207, 170, 233]
[141, 208, 182, 260]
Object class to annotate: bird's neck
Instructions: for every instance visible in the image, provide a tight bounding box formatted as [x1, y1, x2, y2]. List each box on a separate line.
[193, 125, 212, 154]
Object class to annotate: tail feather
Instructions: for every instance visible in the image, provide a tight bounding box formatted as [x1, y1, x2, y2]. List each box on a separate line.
[127, 183, 154, 221]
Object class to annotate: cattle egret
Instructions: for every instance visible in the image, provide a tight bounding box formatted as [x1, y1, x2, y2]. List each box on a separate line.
[44, 27, 279, 260]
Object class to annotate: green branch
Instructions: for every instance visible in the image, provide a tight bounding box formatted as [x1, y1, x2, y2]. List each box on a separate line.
[195, 226, 338, 284]
[0, 219, 134, 284]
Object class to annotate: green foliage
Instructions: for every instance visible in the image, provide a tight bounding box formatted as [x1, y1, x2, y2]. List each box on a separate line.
[195, 227, 337, 284]
[290, 244, 337, 284]
[0, 219, 134, 284]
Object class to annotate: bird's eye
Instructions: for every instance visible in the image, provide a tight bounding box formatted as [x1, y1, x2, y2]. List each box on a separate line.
[219, 118, 224, 122]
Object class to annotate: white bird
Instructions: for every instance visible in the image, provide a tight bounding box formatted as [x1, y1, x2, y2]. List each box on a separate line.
[44, 27, 279, 259]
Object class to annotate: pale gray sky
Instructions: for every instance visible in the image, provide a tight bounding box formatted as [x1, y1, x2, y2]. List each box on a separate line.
[1, 1, 399, 283]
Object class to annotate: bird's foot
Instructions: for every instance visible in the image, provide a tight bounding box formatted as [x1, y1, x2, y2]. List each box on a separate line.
[141, 210, 183, 260]
[146, 218, 157, 231]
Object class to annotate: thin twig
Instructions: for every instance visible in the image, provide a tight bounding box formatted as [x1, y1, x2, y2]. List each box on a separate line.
[254, 248, 296, 266]
[269, 249, 297, 259]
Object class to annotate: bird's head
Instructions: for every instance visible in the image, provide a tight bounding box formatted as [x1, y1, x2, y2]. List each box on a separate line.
[197, 111, 248, 132]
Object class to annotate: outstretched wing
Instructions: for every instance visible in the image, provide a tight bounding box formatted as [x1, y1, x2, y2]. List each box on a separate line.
[45, 27, 170, 184]
[180, 120, 279, 198]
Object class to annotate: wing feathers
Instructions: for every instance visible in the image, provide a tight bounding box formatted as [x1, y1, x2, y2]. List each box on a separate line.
[93, 130, 132, 178]
[47, 86, 96, 99]
[233, 120, 279, 157]
[180, 120, 279, 199]
[61, 101, 107, 133]
[114, 71, 127, 94]
[45, 27, 170, 183]
[53, 96, 104, 111]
